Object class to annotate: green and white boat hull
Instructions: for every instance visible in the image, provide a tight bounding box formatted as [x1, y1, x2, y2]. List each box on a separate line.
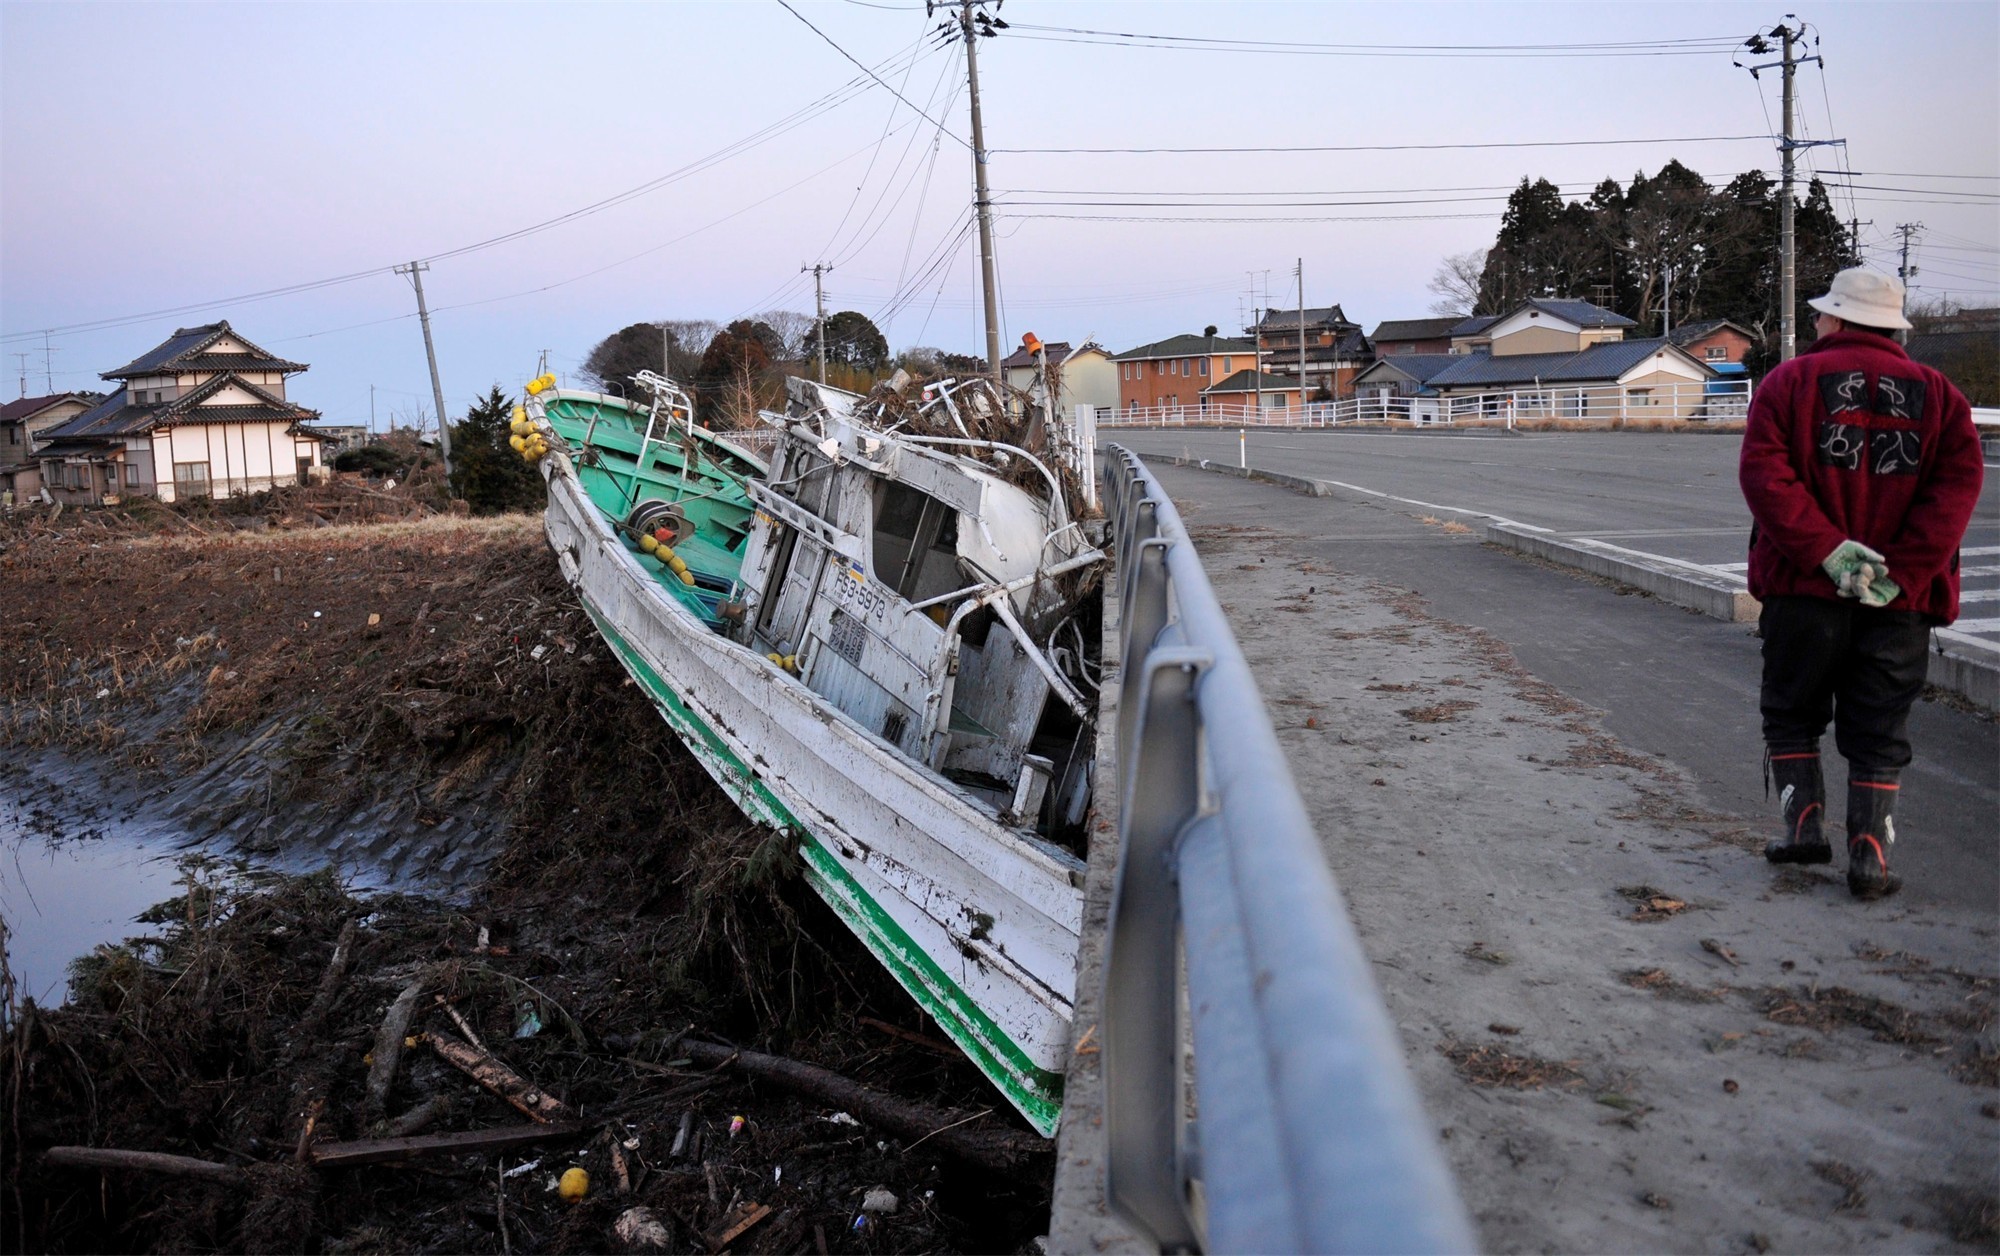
[535, 415, 1077, 1134]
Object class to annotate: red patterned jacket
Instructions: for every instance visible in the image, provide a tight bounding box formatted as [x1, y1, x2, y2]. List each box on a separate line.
[1739, 329, 1983, 623]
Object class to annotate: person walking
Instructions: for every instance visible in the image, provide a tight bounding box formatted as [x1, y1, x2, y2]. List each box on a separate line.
[1740, 267, 1984, 900]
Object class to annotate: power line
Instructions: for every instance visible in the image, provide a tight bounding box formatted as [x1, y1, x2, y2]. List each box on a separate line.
[1002, 22, 1746, 58]
[773, 0, 969, 147]
[993, 134, 1773, 155]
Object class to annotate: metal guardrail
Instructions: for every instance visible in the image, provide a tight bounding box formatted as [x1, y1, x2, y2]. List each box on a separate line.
[1097, 444, 1475, 1254]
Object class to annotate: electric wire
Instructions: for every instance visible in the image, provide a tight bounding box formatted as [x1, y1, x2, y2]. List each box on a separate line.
[992, 134, 1774, 155]
[773, 0, 969, 147]
[1000, 22, 1745, 59]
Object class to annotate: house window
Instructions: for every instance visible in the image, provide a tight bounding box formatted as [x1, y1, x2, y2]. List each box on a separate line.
[1629, 388, 1654, 407]
[174, 461, 211, 497]
[125, 464, 141, 487]
[1705, 347, 1726, 360]
[6, 426, 16, 445]
[1222, 356, 1234, 374]
[1169, 360, 1178, 376]
[1198, 359, 1208, 377]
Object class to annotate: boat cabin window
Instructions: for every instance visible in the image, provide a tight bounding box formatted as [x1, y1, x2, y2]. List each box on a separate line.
[786, 449, 833, 516]
[872, 481, 961, 603]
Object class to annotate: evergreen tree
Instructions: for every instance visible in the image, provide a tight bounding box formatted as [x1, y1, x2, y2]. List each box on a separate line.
[448, 386, 545, 514]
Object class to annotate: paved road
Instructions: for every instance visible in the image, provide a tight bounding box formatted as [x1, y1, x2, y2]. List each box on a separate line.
[1135, 459, 2000, 915]
[1114, 428, 2000, 639]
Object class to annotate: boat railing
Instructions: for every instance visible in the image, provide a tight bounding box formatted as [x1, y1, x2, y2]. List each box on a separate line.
[1095, 444, 1474, 1253]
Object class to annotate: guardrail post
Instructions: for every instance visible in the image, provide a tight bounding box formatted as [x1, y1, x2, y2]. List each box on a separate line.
[1118, 537, 1173, 758]
[1103, 645, 1211, 1253]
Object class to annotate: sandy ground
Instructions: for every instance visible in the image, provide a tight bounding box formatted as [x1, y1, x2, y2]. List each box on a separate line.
[1183, 516, 1998, 1254]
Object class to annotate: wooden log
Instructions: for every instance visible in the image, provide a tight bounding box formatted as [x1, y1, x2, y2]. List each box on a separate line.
[311, 1121, 594, 1170]
[704, 1201, 771, 1252]
[670, 1038, 1048, 1180]
[294, 918, 360, 1040]
[43, 1146, 243, 1185]
[384, 1095, 452, 1139]
[366, 973, 429, 1119]
[428, 1031, 569, 1123]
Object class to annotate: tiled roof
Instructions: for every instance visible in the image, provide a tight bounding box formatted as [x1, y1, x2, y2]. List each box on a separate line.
[1111, 333, 1257, 361]
[39, 374, 316, 446]
[1427, 338, 1701, 388]
[0, 392, 101, 422]
[1451, 315, 1500, 336]
[1667, 319, 1754, 346]
[1356, 354, 1460, 385]
[102, 320, 306, 379]
[1203, 369, 1300, 395]
[1000, 341, 1071, 370]
[1370, 317, 1462, 343]
[1251, 305, 1354, 332]
[1514, 298, 1637, 330]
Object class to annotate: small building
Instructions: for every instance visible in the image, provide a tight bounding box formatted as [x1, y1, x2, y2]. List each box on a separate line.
[1111, 333, 1259, 415]
[304, 424, 371, 457]
[1479, 297, 1637, 356]
[1201, 369, 1302, 415]
[1425, 338, 1717, 420]
[999, 341, 1118, 420]
[1249, 305, 1370, 399]
[1668, 319, 1757, 367]
[1448, 315, 1501, 355]
[0, 392, 102, 503]
[36, 321, 326, 505]
[1369, 317, 1461, 357]
[1353, 355, 1459, 401]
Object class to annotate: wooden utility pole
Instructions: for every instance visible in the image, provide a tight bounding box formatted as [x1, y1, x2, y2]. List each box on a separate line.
[804, 262, 832, 385]
[1895, 222, 1924, 315]
[961, 1, 1003, 391]
[1296, 258, 1307, 409]
[1741, 22, 1833, 362]
[394, 261, 453, 477]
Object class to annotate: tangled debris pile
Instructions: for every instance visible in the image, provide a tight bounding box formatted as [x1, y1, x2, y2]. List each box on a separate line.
[1, 492, 1053, 1253]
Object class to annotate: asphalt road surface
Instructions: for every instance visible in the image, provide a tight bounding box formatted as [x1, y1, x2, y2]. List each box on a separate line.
[1113, 427, 2000, 639]
[1128, 452, 1999, 916]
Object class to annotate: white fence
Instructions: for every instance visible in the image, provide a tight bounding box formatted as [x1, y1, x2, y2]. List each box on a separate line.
[1098, 379, 1752, 430]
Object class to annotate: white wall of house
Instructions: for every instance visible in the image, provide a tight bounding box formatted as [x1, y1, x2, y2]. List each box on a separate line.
[1059, 350, 1119, 414]
[152, 419, 321, 502]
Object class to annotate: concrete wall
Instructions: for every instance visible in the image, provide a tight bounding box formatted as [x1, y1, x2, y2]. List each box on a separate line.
[1492, 324, 1584, 356]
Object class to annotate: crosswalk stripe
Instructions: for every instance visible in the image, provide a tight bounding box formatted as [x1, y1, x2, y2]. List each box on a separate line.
[1962, 546, 2000, 558]
[1959, 589, 2000, 603]
[1951, 617, 2000, 633]
[1711, 561, 1749, 572]
[1963, 565, 2000, 577]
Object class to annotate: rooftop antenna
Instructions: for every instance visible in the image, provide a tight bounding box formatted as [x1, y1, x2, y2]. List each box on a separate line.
[40, 333, 58, 393]
[13, 352, 30, 399]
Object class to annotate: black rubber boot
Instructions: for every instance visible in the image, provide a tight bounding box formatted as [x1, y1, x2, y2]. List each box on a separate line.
[1846, 776, 1903, 901]
[1764, 749, 1832, 865]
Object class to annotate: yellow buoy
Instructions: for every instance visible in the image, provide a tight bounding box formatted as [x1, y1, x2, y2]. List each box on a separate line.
[525, 378, 546, 396]
[558, 1167, 589, 1202]
[510, 418, 532, 437]
[510, 434, 527, 452]
[512, 406, 527, 423]
[667, 556, 689, 575]
[677, 569, 695, 587]
[638, 533, 660, 553]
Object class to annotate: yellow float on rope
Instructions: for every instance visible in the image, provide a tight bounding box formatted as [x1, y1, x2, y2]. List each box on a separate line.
[638, 533, 660, 553]
[509, 434, 527, 453]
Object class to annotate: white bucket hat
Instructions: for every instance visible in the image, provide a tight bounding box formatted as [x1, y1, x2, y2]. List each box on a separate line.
[1808, 266, 1912, 331]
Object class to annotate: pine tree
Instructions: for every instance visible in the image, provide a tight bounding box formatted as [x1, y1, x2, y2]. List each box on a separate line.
[448, 386, 545, 514]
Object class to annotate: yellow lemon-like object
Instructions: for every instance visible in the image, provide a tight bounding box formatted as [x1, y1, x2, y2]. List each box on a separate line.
[677, 570, 695, 587]
[510, 435, 528, 452]
[638, 533, 660, 553]
[558, 1167, 589, 1202]
[512, 406, 527, 423]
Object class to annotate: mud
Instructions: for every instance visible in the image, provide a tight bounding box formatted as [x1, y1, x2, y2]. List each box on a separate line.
[1, 489, 1051, 1254]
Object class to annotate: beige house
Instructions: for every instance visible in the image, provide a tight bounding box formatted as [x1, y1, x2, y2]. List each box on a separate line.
[1, 392, 101, 503]
[37, 322, 326, 505]
[1000, 340, 1119, 421]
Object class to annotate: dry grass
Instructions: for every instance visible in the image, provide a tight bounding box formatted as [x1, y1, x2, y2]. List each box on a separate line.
[1621, 967, 1725, 1003]
[1440, 1039, 1587, 1090]
[1400, 699, 1478, 723]
[1617, 884, 1693, 922]
[1753, 984, 1938, 1046]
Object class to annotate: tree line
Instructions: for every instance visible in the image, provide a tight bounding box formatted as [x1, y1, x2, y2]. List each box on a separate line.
[1430, 161, 1854, 374]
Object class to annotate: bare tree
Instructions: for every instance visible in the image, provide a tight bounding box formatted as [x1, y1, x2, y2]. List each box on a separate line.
[1428, 248, 1488, 316]
[755, 309, 814, 361]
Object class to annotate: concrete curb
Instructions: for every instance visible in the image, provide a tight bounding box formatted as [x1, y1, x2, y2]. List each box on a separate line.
[1157, 452, 1998, 713]
[1484, 522, 1762, 623]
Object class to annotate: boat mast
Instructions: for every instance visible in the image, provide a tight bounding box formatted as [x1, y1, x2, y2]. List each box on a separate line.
[959, 0, 1004, 393]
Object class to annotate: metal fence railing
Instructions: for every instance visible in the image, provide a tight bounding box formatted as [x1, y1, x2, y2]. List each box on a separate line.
[1098, 444, 1474, 1253]
[1098, 378, 1751, 430]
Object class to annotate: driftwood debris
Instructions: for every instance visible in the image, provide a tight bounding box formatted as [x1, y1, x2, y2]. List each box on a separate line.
[705, 1201, 772, 1252]
[429, 1030, 570, 1122]
[383, 1095, 452, 1139]
[43, 1146, 244, 1185]
[671, 1038, 1048, 1180]
[366, 973, 429, 1118]
[310, 1120, 595, 1169]
[294, 918, 360, 1042]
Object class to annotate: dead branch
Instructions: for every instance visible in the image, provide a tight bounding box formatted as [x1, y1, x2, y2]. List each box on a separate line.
[43, 1146, 244, 1185]
[428, 1031, 569, 1122]
[294, 918, 359, 1041]
[310, 1120, 595, 1169]
[671, 1037, 1048, 1180]
[366, 973, 429, 1119]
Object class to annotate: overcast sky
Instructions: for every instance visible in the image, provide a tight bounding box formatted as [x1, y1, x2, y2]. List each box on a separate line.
[3, 1, 1994, 428]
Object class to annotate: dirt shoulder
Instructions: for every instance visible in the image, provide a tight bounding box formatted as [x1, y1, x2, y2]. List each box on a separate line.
[2, 498, 1051, 1254]
[1188, 517, 1997, 1253]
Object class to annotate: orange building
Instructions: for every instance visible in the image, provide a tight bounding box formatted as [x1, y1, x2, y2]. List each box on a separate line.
[1111, 333, 1260, 415]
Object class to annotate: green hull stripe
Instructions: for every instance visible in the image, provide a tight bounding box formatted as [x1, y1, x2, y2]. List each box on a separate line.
[581, 601, 1065, 1135]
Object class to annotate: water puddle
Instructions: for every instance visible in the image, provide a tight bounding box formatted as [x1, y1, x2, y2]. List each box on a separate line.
[0, 794, 193, 1006]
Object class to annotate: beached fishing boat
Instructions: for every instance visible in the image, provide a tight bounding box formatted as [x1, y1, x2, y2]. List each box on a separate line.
[520, 369, 1102, 1134]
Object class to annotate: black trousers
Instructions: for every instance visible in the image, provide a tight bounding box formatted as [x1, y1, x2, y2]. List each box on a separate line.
[1760, 595, 1932, 776]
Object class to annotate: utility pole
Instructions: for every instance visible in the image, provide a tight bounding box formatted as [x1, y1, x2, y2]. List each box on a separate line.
[1296, 258, 1307, 409]
[1740, 20, 1834, 362]
[369, 384, 377, 434]
[394, 261, 453, 478]
[803, 262, 832, 385]
[960, 0, 1003, 392]
[1895, 222, 1924, 314]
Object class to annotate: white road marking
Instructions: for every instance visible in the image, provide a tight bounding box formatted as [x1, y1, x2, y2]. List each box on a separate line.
[1289, 474, 1555, 533]
[1963, 565, 2000, 576]
[1959, 589, 2000, 603]
[1951, 617, 2000, 633]
[1711, 561, 1750, 572]
[1962, 546, 2000, 557]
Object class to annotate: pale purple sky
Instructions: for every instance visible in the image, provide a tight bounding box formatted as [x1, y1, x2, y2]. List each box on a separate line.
[3, 1, 1995, 428]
